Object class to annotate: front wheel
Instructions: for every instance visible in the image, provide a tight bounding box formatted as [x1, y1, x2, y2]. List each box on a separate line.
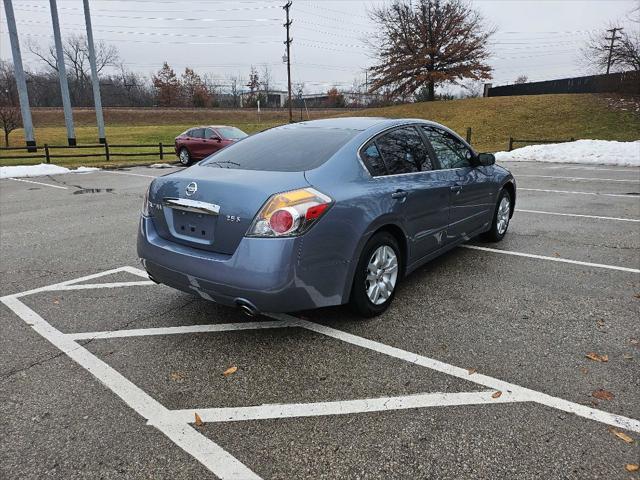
[349, 232, 401, 317]
[178, 147, 192, 166]
[483, 189, 512, 242]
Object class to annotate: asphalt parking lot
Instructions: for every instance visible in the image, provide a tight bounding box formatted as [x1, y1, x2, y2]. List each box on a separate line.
[1, 160, 639, 479]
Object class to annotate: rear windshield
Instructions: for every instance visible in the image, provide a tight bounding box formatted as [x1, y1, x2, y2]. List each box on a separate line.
[201, 127, 358, 172]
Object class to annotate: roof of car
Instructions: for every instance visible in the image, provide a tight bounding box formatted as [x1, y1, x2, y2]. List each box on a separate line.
[284, 117, 430, 131]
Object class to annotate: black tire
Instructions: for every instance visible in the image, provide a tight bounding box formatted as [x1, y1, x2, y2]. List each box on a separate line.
[482, 189, 512, 242]
[178, 147, 192, 166]
[349, 232, 402, 318]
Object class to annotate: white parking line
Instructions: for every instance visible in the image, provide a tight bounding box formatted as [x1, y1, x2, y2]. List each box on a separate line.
[516, 174, 639, 183]
[519, 187, 637, 198]
[67, 320, 293, 341]
[462, 245, 640, 273]
[7, 177, 68, 190]
[3, 266, 639, 480]
[169, 391, 525, 423]
[100, 170, 158, 179]
[515, 209, 640, 223]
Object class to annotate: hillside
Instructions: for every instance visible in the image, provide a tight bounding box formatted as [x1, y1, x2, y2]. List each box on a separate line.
[350, 93, 640, 153]
[2, 93, 638, 166]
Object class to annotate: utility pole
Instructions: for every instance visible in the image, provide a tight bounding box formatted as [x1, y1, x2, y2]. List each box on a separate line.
[3, 0, 36, 150]
[283, 1, 293, 123]
[605, 27, 623, 74]
[49, 0, 76, 146]
[83, 0, 106, 143]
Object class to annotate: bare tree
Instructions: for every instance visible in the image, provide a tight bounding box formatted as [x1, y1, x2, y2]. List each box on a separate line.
[0, 105, 21, 146]
[368, 0, 494, 101]
[0, 61, 18, 106]
[29, 34, 119, 104]
[261, 65, 272, 106]
[514, 75, 528, 84]
[461, 79, 483, 98]
[583, 24, 639, 73]
[226, 74, 242, 108]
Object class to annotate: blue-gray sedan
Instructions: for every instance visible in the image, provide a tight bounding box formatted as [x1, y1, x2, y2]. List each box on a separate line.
[138, 117, 515, 317]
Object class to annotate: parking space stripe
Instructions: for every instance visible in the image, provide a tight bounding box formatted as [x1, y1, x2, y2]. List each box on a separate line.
[67, 320, 292, 341]
[289, 318, 640, 433]
[519, 188, 638, 198]
[50, 281, 155, 292]
[516, 174, 639, 183]
[7, 177, 68, 190]
[170, 391, 524, 423]
[461, 245, 640, 273]
[515, 209, 640, 222]
[100, 170, 158, 179]
[0, 294, 262, 480]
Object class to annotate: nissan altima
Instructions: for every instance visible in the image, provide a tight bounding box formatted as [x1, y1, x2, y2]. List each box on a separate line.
[138, 118, 515, 317]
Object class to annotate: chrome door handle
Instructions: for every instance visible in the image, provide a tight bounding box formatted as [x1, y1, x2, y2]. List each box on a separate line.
[391, 190, 408, 200]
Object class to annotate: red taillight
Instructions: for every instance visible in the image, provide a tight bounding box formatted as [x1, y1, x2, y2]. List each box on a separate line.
[305, 203, 329, 220]
[269, 209, 294, 234]
[246, 187, 333, 238]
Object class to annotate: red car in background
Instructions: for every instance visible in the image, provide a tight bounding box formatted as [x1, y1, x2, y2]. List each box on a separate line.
[174, 125, 248, 165]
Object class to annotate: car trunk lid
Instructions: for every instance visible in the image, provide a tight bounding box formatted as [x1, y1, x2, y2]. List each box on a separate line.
[149, 165, 310, 255]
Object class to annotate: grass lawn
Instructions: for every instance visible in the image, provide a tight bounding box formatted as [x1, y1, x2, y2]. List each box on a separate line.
[1, 94, 638, 167]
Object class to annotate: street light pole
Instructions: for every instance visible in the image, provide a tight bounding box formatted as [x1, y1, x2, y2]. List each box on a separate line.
[2, 0, 36, 150]
[49, 0, 76, 146]
[83, 0, 106, 143]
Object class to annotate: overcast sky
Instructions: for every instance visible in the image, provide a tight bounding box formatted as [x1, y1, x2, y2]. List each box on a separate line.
[1, 0, 638, 93]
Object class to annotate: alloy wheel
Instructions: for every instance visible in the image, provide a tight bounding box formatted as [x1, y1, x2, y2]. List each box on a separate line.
[365, 245, 399, 305]
[496, 195, 511, 235]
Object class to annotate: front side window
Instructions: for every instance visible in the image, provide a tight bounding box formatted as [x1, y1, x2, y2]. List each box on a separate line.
[375, 127, 432, 175]
[421, 126, 473, 169]
[204, 128, 217, 139]
[217, 126, 248, 140]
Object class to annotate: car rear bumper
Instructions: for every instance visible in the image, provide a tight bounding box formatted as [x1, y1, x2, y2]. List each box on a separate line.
[136, 216, 347, 313]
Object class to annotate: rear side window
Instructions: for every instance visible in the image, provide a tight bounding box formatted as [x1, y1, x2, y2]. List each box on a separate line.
[360, 142, 387, 176]
[201, 127, 357, 172]
[190, 128, 205, 139]
[375, 127, 432, 175]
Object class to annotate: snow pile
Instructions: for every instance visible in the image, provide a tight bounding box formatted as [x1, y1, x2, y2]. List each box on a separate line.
[494, 140, 640, 167]
[0, 163, 100, 179]
[148, 163, 175, 168]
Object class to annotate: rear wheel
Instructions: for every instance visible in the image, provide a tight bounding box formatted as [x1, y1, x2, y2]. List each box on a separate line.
[349, 232, 401, 317]
[483, 189, 512, 242]
[178, 147, 192, 166]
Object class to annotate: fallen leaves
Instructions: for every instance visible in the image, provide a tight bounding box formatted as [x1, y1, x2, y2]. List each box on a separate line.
[609, 427, 634, 444]
[592, 389, 614, 401]
[223, 366, 238, 377]
[585, 352, 608, 363]
[626, 464, 639, 472]
[630, 338, 639, 346]
[169, 371, 185, 382]
[53, 299, 60, 305]
[491, 391, 502, 399]
[467, 368, 477, 375]
[194, 412, 204, 427]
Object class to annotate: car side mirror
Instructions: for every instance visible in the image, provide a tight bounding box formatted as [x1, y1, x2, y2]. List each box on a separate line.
[476, 153, 495, 166]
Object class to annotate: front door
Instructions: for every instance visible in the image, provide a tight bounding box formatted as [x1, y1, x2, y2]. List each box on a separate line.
[420, 126, 495, 240]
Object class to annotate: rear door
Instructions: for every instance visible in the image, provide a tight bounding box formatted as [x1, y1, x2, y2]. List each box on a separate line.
[188, 128, 206, 158]
[362, 126, 451, 264]
[420, 126, 496, 240]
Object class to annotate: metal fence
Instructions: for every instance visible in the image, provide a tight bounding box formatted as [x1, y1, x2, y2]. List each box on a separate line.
[488, 70, 640, 97]
[0, 142, 167, 163]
